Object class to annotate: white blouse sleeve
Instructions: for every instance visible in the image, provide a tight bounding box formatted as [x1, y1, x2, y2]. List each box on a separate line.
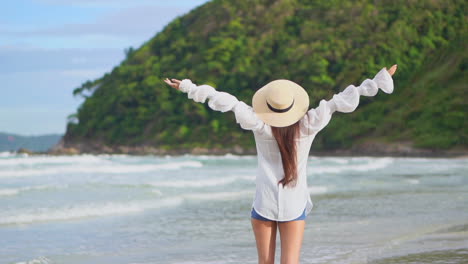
[302, 67, 394, 134]
[179, 79, 266, 132]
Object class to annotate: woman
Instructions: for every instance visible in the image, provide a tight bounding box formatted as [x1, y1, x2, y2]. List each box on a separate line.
[164, 64, 397, 264]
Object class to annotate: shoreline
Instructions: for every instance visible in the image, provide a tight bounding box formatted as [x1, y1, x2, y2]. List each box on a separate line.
[46, 139, 468, 158]
[10, 142, 468, 159]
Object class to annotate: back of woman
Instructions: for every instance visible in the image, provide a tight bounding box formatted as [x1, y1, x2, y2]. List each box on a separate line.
[252, 118, 315, 222]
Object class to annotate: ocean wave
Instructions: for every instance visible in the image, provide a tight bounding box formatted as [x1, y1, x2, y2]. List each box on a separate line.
[0, 161, 204, 178]
[0, 184, 67, 197]
[323, 157, 350, 164]
[185, 190, 253, 200]
[152, 189, 163, 196]
[149, 175, 254, 188]
[0, 154, 110, 167]
[0, 151, 15, 157]
[96, 153, 130, 158]
[191, 153, 256, 160]
[309, 157, 394, 174]
[406, 179, 420, 184]
[168, 261, 228, 264]
[0, 198, 183, 225]
[0, 190, 253, 225]
[13, 256, 52, 264]
[308, 186, 329, 194]
[0, 189, 18, 196]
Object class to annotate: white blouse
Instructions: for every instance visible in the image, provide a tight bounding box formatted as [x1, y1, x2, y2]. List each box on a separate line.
[179, 67, 394, 221]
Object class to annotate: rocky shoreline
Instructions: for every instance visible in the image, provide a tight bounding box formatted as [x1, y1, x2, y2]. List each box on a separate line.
[13, 138, 467, 158]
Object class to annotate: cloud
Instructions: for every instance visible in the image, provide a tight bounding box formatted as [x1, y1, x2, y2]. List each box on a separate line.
[1, 5, 189, 38]
[0, 46, 122, 73]
[59, 69, 109, 78]
[34, 0, 208, 8]
[0, 68, 103, 108]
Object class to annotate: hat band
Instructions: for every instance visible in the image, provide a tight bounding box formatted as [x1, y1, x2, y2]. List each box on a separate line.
[266, 99, 295, 113]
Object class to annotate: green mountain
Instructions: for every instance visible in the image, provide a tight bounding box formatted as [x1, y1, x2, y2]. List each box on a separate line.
[65, 0, 467, 154]
[0, 132, 62, 152]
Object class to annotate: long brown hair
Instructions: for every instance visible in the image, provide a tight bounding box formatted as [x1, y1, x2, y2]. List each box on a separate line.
[271, 119, 301, 188]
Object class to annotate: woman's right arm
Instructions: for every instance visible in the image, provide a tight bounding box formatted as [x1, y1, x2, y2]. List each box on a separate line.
[164, 78, 266, 132]
[302, 65, 397, 134]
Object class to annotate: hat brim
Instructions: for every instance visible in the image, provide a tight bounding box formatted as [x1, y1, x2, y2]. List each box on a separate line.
[252, 80, 310, 127]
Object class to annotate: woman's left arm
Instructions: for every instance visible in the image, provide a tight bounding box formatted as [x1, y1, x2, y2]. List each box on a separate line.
[164, 78, 266, 132]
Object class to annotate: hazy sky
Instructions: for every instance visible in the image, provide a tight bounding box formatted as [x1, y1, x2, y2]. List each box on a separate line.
[0, 0, 210, 136]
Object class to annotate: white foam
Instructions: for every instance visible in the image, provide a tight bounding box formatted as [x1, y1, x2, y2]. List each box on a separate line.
[13, 256, 52, 264]
[0, 188, 19, 196]
[0, 161, 203, 178]
[407, 179, 420, 184]
[195, 153, 242, 160]
[185, 153, 256, 160]
[324, 157, 350, 164]
[0, 168, 62, 178]
[0, 154, 105, 166]
[97, 153, 130, 158]
[309, 157, 394, 174]
[0, 198, 183, 225]
[149, 175, 254, 188]
[308, 186, 328, 194]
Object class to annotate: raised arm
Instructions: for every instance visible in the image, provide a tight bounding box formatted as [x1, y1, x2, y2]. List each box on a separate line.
[164, 78, 266, 133]
[301, 65, 397, 135]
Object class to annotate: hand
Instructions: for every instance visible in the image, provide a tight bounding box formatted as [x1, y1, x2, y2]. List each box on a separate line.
[386, 64, 398, 76]
[164, 78, 182, 90]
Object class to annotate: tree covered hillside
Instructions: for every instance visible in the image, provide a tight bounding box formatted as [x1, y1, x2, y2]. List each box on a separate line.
[66, 0, 467, 153]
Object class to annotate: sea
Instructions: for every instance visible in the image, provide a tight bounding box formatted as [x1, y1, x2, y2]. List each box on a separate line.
[0, 152, 467, 264]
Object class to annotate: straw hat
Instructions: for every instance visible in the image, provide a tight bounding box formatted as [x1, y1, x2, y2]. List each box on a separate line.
[252, 79, 310, 127]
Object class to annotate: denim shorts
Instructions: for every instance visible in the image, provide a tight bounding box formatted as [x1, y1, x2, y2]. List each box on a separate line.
[251, 207, 307, 222]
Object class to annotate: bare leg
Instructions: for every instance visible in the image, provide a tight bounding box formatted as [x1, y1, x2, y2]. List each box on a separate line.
[251, 218, 277, 264]
[278, 220, 305, 264]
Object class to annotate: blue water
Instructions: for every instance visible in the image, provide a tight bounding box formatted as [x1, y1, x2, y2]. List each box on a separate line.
[0, 152, 467, 264]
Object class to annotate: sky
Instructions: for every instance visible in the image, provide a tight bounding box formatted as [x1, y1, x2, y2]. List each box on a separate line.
[0, 0, 210, 136]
